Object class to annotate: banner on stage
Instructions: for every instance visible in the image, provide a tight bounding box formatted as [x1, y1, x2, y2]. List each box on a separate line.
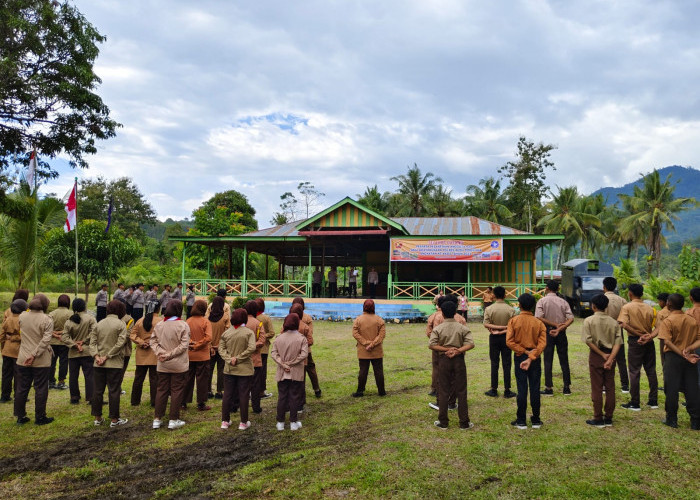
[390, 238, 503, 262]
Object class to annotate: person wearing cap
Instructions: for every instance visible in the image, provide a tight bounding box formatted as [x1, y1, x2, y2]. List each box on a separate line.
[61, 298, 97, 404]
[271, 313, 308, 431]
[185, 285, 196, 318]
[113, 283, 126, 304]
[1, 299, 26, 403]
[160, 285, 172, 316]
[131, 284, 145, 321]
[48, 294, 72, 390]
[130, 300, 162, 406]
[351, 299, 386, 397]
[95, 284, 109, 322]
[172, 283, 183, 306]
[15, 294, 54, 425]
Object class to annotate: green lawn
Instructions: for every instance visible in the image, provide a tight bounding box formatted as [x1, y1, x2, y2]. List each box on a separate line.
[0, 314, 698, 499]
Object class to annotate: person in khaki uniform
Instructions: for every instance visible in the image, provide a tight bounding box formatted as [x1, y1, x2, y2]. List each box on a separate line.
[4, 289, 29, 322]
[255, 297, 275, 399]
[61, 298, 97, 404]
[271, 313, 309, 431]
[15, 294, 54, 425]
[1, 299, 26, 403]
[90, 300, 129, 427]
[130, 300, 161, 407]
[292, 297, 321, 398]
[581, 294, 622, 428]
[650, 293, 671, 371]
[688, 288, 700, 391]
[207, 296, 230, 399]
[655, 293, 700, 429]
[218, 308, 256, 430]
[119, 312, 135, 394]
[48, 295, 72, 390]
[483, 286, 516, 398]
[242, 301, 266, 414]
[351, 299, 386, 397]
[602, 277, 630, 393]
[430, 300, 474, 429]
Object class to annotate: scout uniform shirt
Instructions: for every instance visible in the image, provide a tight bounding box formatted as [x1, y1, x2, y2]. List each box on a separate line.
[130, 315, 161, 365]
[655, 306, 671, 329]
[270, 330, 309, 382]
[258, 313, 275, 355]
[429, 318, 474, 351]
[17, 310, 54, 367]
[48, 306, 72, 347]
[604, 291, 627, 320]
[687, 305, 700, 325]
[352, 312, 386, 359]
[121, 314, 135, 358]
[150, 318, 190, 373]
[219, 325, 256, 376]
[426, 310, 466, 336]
[61, 313, 97, 358]
[1, 313, 21, 359]
[505, 311, 547, 360]
[582, 311, 623, 349]
[535, 292, 574, 326]
[618, 299, 655, 337]
[89, 314, 128, 369]
[484, 301, 516, 330]
[246, 315, 266, 368]
[185, 316, 212, 362]
[657, 311, 700, 353]
[95, 289, 108, 308]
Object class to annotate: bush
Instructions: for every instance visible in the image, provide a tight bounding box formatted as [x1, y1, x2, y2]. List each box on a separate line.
[644, 275, 700, 307]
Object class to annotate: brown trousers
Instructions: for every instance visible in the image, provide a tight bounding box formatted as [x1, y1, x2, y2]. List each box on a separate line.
[627, 337, 658, 405]
[92, 367, 122, 420]
[588, 349, 616, 420]
[277, 379, 304, 422]
[131, 364, 157, 406]
[14, 366, 50, 420]
[154, 371, 188, 421]
[209, 351, 224, 394]
[437, 353, 470, 427]
[185, 360, 210, 406]
[305, 352, 320, 392]
[222, 374, 251, 424]
[432, 350, 456, 405]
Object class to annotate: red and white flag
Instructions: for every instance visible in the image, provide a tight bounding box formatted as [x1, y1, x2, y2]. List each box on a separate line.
[27, 150, 37, 187]
[63, 183, 77, 232]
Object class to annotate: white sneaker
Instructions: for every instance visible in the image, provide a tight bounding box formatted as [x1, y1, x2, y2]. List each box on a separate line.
[168, 419, 186, 430]
[428, 402, 439, 410]
[152, 419, 162, 429]
[221, 420, 230, 430]
[290, 421, 302, 431]
[276, 422, 285, 431]
[94, 418, 104, 426]
[238, 421, 251, 430]
[261, 391, 274, 399]
[110, 418, 128, 428]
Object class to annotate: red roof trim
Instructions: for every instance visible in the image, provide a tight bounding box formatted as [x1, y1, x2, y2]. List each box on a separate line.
[298, 229, 389, 236]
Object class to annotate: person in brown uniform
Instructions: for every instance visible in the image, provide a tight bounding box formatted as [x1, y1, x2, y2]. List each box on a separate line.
[483, 286, 517, 398]
[482, 286, 496, 310]
[219, 308, 256, 430]
[650, 293, 670, 383]
[602, 277, 630, 393]
[150, 301, 190, 430]
[118, 310, 135, 395]
[206, 296, 230, 399]
[243, 300, 266, 414]
[61, 298, 97, 404]
[429, 300, 474, 429]
[655, 293, 700, 429]
[271, 313, 309, 431]
[618, 283, 658, 411]
[351, 299, 386, 397]
[582, 294, 622, 428]
[688, 288, 700, 391]
[184, 300, 212, 411]
[90, 300, 129, 427]
[1, 299, 26, 403]
[291, 297, 322, 398]
[506, 293, 547, 429]
[255, 297, 275, 399]
[289, 303, 313, 409]
[426, 295, 466, 408]
[3, 289, 29, 321]
[130, 300, 161, 407]
[15, 294, 54, 425]
[48, 294, 72, 390]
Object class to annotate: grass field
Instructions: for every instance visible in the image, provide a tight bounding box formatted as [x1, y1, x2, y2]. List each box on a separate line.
[0, 307, 698, 499]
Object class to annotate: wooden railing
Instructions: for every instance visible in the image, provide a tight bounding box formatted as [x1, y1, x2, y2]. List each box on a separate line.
[184, 279, 308, 297]
[389, 282, 548, 300]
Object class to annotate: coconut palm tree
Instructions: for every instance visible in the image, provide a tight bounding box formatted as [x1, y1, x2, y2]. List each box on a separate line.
[357, 185, 388, 214]
[610, 196, 647, 261]
[617, 170, 697, 276]
[464, 177, 513, 223]
[390, 164, 442, 216]
[577, 193, 607, 257]
[425, 185, 460, 216]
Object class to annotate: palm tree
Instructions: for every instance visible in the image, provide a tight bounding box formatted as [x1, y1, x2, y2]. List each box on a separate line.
[425, 185, 460, 216]
[577, 193, 606, 257]
[390, 164, 442, 216]
[617, 170, 697, 276]
[611, 196, 647, 261]
[357, 185, 388, 214]
[464, 177, 513, 223]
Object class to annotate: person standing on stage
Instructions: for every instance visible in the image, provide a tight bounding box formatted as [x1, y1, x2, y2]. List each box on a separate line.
[185, 285, 196, 318]
[130, 300, 161, 407]
[367, 268, 379, 299]
[48, 294, 72, 390]
[95, 284, 108, 322]
[61, 298, 97, 404]
[483, 286, 516, 398]
[602, 277, 630, 393]
[1, 299, 25, 403]
[131, 284, 145, 321]
[351, 299, 386, 397]
[271, 313, 308, 431]
[535, 280, 574, 396]
[255, 297, 275, 399]
[328, 267, 338, 298]
[348, 267, 358, 298]
[15, 294, 54, 425]
[312, 267, 322, 298]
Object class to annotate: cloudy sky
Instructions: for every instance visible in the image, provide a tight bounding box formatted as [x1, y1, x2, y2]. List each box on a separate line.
[43, 0, 700, 226]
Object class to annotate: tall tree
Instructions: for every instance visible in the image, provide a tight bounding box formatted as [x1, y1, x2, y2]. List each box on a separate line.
[297, 181, 325, 218]
[357, 185, 387, 214]
[390, 163, 442, 216]
[611, 196, 647, 260]
[617, 170, 697, 276]
[424, 185, 460, 216]
[499, 137, 557, 232]
[0, 1, 119, 197]
[464, 177, 513, 223]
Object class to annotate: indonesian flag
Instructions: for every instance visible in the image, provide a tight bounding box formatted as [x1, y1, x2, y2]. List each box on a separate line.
[63, 183, 77, 232]
[27, 150, 37, 187]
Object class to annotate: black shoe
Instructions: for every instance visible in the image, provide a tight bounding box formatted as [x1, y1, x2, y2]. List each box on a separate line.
[503, 390, 517, 399]
[131, 402, 141, 407]
[646, 401, 659, 409]
[586, 419, 605, 428]
[563, 386, 572, 396]
[214, 393, 223, 399]
[56, 382, 67, 390]
[48, 383, 56, 389]
[604, 418, 613, 427]
[448, 404, 457, 410]
[208, 392, 215, 399]
[252, 408, 262, 414]
[621, 385, 630, 394]
[0, 397, 11, 403]
[351, 392, 364, 398]
[530, 417, 543, 429]
[378, 391, 387, 397]
[690, 419, 700, 431]
[662, 419, 678, 428]
[511, 419, 527, 430]
[427, 390, 437, 397]
[621, 402, 640, 411]
[484, 389, 498, 397]
[433, 420, 448, 430]
[315, 390, 322, 398]
[16, 416, 30, 425]
[70, 399, 80, 405]
[540, 388, 554, 396]
[35, 416, 54, 426]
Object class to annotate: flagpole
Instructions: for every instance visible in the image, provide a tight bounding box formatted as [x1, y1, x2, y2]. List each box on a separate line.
[74, 177, 79, 299]
[33, 150, 38, 295]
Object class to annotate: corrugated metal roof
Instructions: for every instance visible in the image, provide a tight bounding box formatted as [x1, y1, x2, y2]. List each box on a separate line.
[243, 219, 308, 237]
[390, 217, 527, 236]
